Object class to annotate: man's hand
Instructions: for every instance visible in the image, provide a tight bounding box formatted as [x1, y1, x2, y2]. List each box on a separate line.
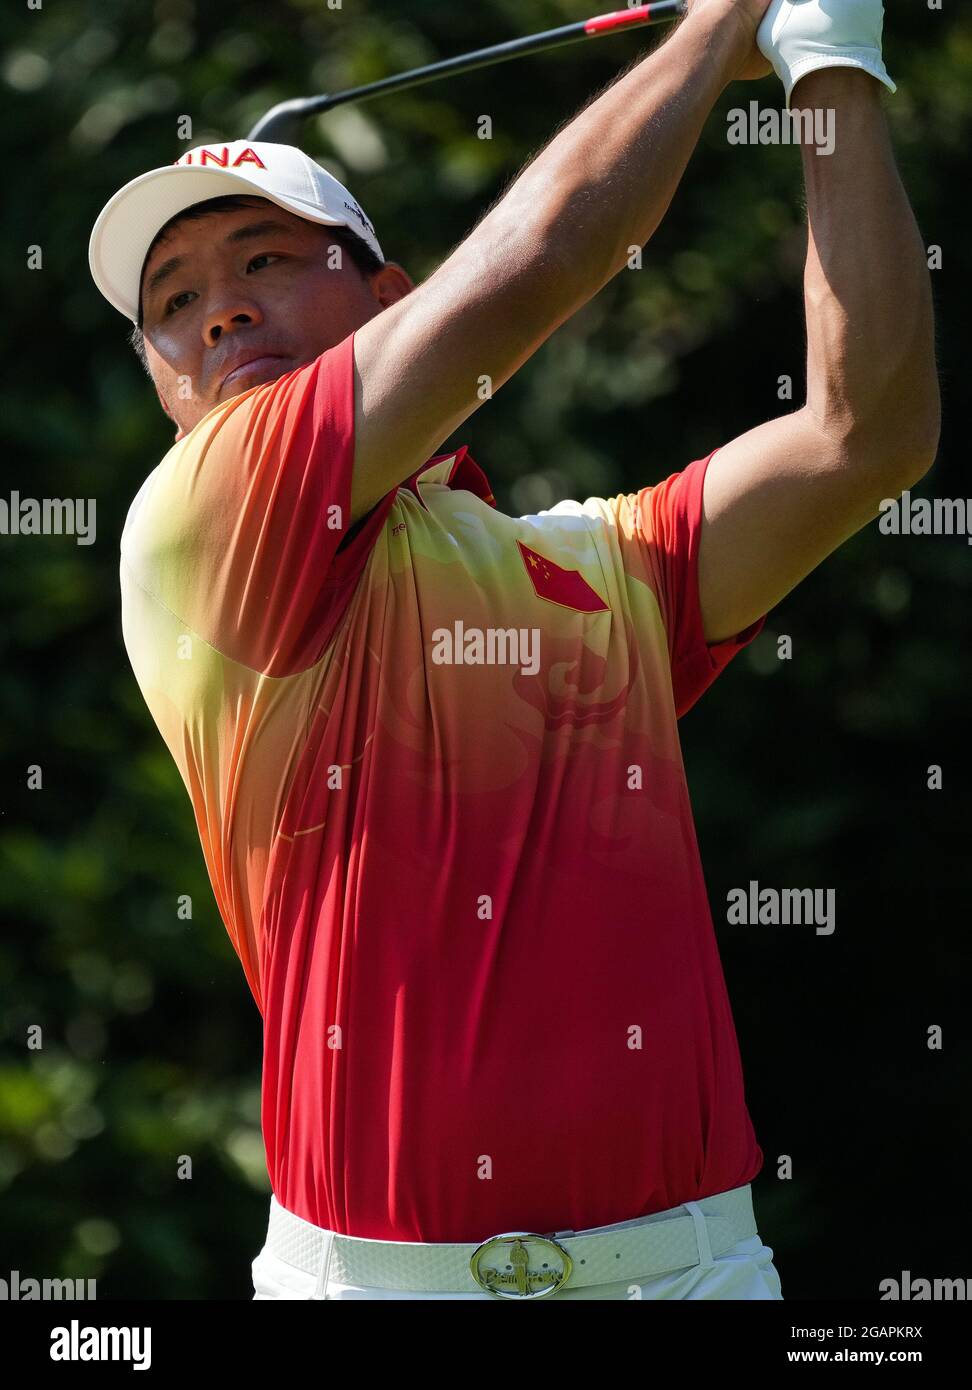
[757, 0, 895, 108]
[682, 0, 774, 82]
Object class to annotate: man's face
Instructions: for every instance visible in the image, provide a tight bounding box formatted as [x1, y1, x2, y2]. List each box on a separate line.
[139, 195, 413, 438]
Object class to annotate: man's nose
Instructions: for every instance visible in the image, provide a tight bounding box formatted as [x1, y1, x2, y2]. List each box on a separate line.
[204, 293, 264, 342]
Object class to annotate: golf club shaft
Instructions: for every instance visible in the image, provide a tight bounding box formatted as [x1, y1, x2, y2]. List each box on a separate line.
[247, 2, 687, 141]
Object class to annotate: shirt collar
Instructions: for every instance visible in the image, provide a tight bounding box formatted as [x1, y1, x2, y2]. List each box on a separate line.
[402, 445, 496, 509]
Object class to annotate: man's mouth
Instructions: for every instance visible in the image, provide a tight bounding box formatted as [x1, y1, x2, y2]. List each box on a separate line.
[221, 355, 288, 391]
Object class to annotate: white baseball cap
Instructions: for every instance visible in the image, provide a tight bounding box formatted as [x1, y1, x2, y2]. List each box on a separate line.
[88, 139, 385, 324]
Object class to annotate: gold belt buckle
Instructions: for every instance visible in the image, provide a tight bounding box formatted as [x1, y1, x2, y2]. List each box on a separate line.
[469, 1230, 573, 1299]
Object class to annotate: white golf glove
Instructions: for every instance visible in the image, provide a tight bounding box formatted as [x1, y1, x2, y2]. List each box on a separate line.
[757, 0, 896, 108]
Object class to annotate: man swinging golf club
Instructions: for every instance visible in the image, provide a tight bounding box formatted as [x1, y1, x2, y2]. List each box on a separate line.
[88, 0, 938, 1300]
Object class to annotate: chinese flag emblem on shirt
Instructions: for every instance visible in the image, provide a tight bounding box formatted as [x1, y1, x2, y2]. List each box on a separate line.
[516, 540, 609, 613]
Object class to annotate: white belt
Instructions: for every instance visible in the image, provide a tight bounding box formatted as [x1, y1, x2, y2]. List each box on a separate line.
[260, 1184, 758, 1298]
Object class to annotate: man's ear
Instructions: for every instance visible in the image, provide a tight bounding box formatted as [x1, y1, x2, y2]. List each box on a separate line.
[371, 261, 415, 310]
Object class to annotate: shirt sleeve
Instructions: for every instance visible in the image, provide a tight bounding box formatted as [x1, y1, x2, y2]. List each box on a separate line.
[606, 449, 765, 717]
[120, 327, 395, 677]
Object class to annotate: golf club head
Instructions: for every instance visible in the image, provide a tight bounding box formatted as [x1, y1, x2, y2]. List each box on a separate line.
[247, 97, 325, 142]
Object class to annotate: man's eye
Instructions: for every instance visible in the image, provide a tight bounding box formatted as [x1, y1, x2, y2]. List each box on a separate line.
[164, 254, 282, 316]
[165, 291, 192, 316]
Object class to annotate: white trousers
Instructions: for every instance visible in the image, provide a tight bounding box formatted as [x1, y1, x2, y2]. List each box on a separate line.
[251, 1185, 784, 1300]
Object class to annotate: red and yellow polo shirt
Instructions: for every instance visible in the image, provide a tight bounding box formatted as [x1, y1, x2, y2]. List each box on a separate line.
[120, 328, 766, 1242]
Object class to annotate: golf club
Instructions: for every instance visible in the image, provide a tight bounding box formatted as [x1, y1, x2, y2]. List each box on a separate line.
[247, 2, 687, 141]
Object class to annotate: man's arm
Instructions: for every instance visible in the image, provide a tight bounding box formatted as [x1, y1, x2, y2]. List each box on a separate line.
[349, 0, 771, 524]
[697, 66, 941, 643]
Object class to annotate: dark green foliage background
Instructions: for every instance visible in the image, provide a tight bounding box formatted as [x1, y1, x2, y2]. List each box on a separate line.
[1, 0, 968, 1299]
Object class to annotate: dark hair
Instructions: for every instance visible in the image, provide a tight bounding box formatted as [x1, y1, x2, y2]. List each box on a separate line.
[129, 194, 384, 374]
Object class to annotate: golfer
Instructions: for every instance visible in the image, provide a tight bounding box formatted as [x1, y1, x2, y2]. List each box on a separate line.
[88, 0, 938, 1300]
